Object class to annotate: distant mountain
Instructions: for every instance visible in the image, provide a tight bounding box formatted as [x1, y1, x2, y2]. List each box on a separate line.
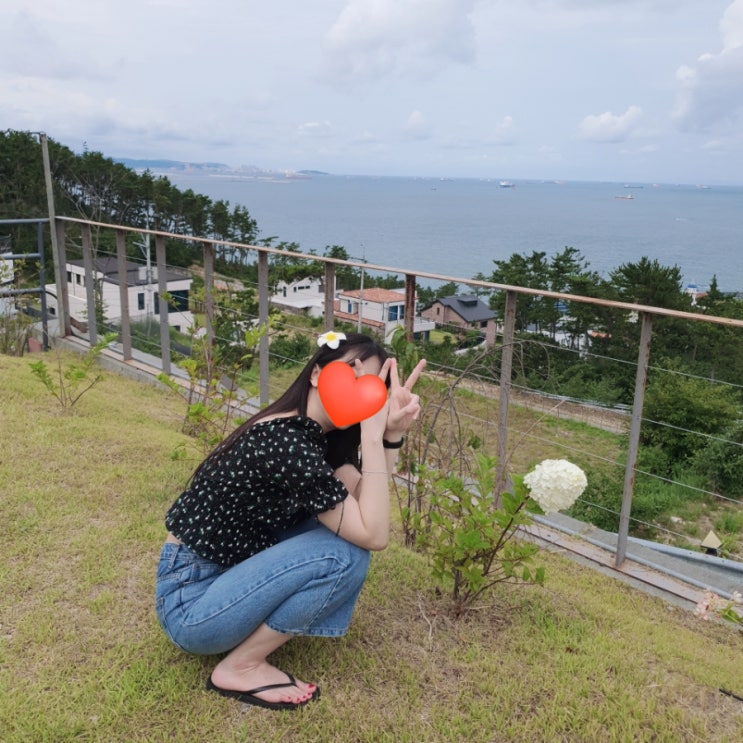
[114, 158, 232, 173]
[113, 159, 330, 179]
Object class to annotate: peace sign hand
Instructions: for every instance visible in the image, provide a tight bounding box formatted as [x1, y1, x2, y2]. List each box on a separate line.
[384, 357, 426, 440]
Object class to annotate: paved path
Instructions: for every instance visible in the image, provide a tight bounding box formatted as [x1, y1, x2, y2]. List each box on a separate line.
[527, 512, 743, 613]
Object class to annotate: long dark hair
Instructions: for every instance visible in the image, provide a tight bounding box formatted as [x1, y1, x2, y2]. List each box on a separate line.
[192, 333, 388, 478]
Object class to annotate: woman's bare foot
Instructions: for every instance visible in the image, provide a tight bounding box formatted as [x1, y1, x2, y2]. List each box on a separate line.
[210, 661, 316, 705]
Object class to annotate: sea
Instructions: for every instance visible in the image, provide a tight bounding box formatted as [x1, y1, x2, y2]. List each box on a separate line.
[165, 173, 743, 293]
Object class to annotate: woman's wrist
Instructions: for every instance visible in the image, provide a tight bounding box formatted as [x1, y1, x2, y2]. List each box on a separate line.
[360, 431, 385, 446]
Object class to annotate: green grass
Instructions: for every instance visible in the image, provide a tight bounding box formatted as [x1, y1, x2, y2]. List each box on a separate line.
[1, 352, 742, 742]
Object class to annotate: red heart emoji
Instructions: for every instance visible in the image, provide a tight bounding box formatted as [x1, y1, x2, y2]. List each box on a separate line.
[318, 361, 387, 427]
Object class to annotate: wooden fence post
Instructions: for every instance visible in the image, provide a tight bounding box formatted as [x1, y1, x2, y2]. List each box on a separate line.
[616, 310, 653, 566]
[496, 290, 517, 497]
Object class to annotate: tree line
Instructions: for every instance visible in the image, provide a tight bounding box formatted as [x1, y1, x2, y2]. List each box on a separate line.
[0, 131, 399, 286]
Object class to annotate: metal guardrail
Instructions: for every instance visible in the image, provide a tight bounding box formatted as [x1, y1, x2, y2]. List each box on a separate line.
[32, 215, 743, 568]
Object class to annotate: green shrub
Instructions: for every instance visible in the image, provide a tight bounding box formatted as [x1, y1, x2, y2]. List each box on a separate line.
[268, 331, 313, 367]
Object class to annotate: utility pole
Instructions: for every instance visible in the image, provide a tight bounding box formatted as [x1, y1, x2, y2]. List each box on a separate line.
[135, 207, 154, 318]
[40, 132, 67, 335]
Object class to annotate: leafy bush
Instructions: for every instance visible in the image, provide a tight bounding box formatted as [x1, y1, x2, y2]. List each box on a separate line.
[268, 331, 313, 368]
[642, 362, 739, 469]
[567, 466, 623, 532]
[411, 453, 586, 617]
[693, 420, 743, 500]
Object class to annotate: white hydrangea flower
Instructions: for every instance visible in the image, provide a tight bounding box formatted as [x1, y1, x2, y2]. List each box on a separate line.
[317, 331, 346, 349]
[523, 459, 587, 514]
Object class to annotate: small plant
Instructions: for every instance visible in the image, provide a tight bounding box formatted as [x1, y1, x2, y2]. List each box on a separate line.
[0, 255, 35, 356]
[389, 325, 421, 382]
[29, 333, 117, 409]
[158, 319, 270, 457]
[712, 530, 742, 561]
[413, 455, 587, 616]
[0, 304, 35, 356]
[695, 590, 742, 625]
[388, 325, 423, 486]
[714, 508, 743, 536]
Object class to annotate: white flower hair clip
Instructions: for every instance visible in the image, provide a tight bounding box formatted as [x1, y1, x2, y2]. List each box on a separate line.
[317, 331, 346, 350]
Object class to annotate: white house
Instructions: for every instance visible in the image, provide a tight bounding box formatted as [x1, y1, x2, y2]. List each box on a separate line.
[270, 276, 327, 318]
[46, 257, 194, 332]
[684, 282, 708, 305]
[334, 287, 435, 342]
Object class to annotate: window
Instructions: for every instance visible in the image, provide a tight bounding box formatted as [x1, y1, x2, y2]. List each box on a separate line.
[154, 289, 189, 314]
[169, 290, 189, 312]
[387, 304, 404, 321]
[138, 293, 145, 311]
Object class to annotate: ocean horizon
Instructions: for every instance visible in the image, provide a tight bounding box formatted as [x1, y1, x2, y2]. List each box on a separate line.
[165, 172, 743, 294]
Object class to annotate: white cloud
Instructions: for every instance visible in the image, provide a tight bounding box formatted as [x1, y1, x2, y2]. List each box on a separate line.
[403, 110, 432, 140]
[298, 121, 334, 138]
[578, 105, 643, 142]
[0, 10, 99, 80]
[673, 0, 743, 131]
[700, 135, 743, 159]
[493, 115, 516, 143]
[1, 0, 741, 183]
[321, 0, 478, 84]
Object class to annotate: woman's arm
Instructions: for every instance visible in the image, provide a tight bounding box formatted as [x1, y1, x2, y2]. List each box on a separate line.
[333, 463, 362, 499]
[317, 400, 390, 550]
[318, 357, 424, 550]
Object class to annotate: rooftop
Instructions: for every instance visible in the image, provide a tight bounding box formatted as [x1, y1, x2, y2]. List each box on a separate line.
[338, 287, 407, 303]
[435, 294, 495, 322]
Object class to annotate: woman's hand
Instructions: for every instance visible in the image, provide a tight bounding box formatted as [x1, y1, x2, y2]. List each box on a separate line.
[349, 358, 391, 443]
[384, 357, 426, 440]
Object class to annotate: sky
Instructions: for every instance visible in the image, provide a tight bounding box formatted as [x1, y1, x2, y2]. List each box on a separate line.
[2, 0, 743, 185]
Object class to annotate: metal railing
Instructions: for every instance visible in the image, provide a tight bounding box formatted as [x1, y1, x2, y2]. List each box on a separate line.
[41, 216, 743, 566]
[0, 218, 50, 349]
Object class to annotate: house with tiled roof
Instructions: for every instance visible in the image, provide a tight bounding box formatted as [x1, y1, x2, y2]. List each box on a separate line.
[421, 294, 497, 346]
[335, 287, 435, 342]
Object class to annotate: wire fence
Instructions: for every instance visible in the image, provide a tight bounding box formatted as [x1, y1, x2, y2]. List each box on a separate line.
[5, 215, 743, 563]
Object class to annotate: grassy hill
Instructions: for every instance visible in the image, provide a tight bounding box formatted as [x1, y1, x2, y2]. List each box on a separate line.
[1, 352, 741, 742]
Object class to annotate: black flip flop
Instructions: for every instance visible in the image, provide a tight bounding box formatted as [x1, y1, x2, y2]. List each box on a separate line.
[206, 672, 320, 711]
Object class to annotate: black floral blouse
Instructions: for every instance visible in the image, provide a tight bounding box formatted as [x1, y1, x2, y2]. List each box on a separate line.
[166, 416, 349, 566]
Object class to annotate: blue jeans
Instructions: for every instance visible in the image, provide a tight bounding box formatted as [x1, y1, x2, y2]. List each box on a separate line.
[155, 521, 371, 655]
